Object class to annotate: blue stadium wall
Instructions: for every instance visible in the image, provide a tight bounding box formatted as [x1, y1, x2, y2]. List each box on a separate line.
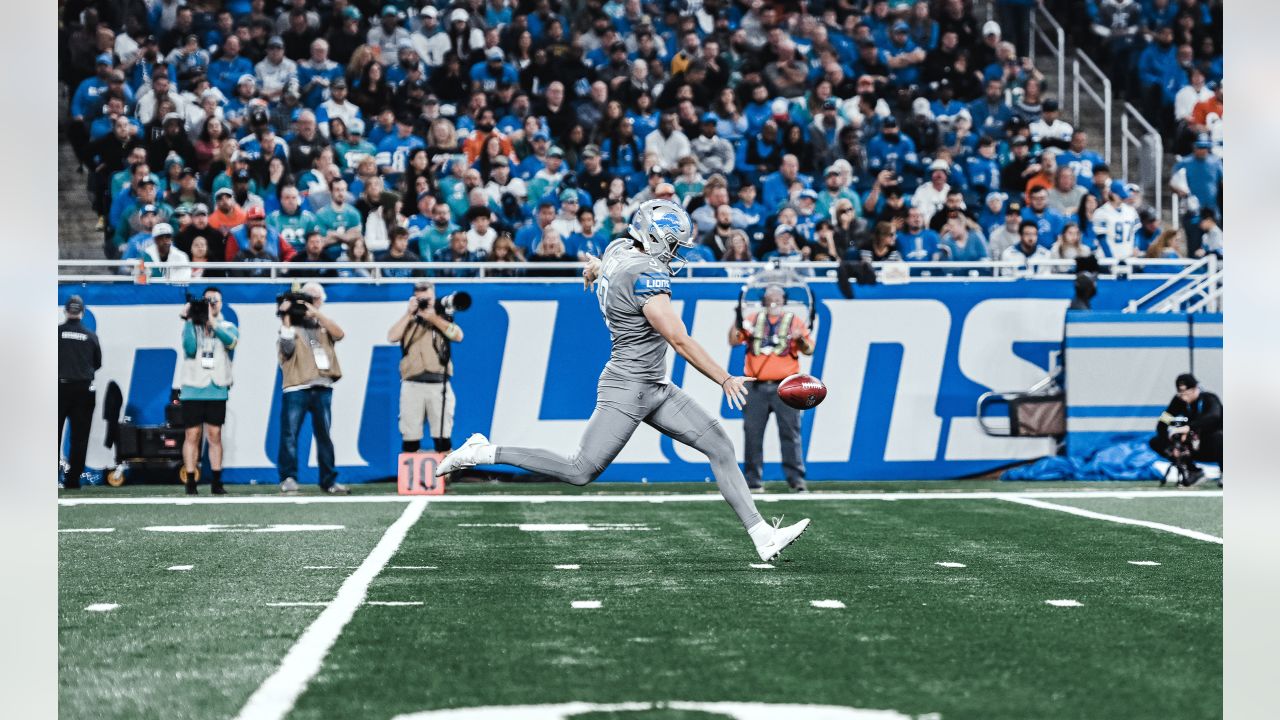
[59, 278, 1167, 483]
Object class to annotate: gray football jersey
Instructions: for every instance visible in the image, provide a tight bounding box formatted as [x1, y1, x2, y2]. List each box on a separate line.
[595, 239, 671, 382]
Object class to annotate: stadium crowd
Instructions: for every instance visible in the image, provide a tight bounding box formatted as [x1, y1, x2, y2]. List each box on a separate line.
[60, 0, 1224, 280]
[1065, 0, 1223, 254]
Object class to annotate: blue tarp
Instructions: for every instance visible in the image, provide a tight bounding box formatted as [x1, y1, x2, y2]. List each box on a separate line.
[1001, 441, 1164, 481]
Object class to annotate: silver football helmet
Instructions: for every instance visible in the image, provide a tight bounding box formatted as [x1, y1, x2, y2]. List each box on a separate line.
[628, 198, 695, 274]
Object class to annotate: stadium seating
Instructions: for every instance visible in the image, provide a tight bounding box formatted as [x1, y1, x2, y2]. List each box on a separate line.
[60, 0, 1221, 274]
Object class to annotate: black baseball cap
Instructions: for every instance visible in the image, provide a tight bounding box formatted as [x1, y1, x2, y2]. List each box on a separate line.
[233, 168, 251, 181]
[1175, 373, 1198, 390]
[64, 295, 85, 314]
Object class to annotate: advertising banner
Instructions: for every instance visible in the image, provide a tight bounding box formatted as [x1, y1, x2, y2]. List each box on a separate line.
[59, 277, 1163, 483]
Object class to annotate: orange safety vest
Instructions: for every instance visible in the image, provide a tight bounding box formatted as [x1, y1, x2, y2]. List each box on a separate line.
[742, 311, 806, 381]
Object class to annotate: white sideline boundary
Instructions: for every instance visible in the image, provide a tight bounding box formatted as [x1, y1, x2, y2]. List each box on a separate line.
[59, 489, 1221, 506]
[232, 497, 429, 720]
[1001, 497, 1223, 544]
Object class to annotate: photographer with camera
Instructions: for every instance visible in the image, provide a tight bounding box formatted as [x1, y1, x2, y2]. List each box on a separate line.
[277, 282, 349, 495]
[178, 287, 240, 495]
[387, 282, 468, 454]
[1150, 373, 1224, 487]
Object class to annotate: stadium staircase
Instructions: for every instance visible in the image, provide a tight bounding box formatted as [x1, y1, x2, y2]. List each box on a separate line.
[59, 87, 102, 260]
[1025, 3, 1178, 226]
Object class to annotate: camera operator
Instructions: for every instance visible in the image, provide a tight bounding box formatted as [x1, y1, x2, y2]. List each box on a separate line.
[729, 285, 815, 492]
[178, 288, 239, 495]
[387, 281, 466, 453]
[1150, 373, 1224, 486]
[277, 282, 350, 495]
[59, 296, 101, 490]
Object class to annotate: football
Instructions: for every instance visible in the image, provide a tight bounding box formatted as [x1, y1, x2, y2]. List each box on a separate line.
[777, 373, 827, 409]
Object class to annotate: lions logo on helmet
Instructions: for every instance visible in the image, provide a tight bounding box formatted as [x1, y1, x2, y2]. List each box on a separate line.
[628, 199, 695, 275]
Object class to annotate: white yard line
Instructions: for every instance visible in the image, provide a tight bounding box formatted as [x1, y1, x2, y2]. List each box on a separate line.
[59, 489, 1222, 506]
[58, 527, 115, 532]
[233, 497, 429, 720]
[1001, 497, 1223, 544]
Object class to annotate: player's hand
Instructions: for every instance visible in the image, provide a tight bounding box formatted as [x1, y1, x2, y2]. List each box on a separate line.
[582, 254, 602, 289]
[721, 376, 753, 411]
[406, 297, 421, 316]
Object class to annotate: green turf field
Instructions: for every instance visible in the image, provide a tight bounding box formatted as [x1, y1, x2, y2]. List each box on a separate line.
[58, 485, 1222, 720]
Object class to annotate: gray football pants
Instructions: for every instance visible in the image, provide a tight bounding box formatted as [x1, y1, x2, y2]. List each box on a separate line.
[742, 380, 806, 489]
[495, 377, 765, 530]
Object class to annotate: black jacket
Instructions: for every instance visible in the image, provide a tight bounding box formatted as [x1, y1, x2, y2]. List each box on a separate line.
[59, 318, 101, 384]
[1156, 391, 1223, 438]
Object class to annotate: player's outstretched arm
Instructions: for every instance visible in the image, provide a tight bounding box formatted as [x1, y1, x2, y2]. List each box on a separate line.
[643, 294, 751, 410]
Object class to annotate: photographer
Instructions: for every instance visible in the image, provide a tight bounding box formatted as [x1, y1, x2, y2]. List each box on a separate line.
[1150, 373, 1224, 486]
[277, 282, 349, 495]
[387, 282, 466, 453]
[729, 285, 815, 492]
[178, 287, 239, 495]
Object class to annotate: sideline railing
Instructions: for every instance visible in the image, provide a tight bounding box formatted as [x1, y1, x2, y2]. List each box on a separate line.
[1028, 3, 1066, 101]
[1072, 49, 1112, 165]
[1124, 254, 1218, 313]
[1120, 102, 1163, 217]
[57, 257, 1206, 285]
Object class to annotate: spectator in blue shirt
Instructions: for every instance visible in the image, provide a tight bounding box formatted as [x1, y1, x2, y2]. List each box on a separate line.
[376, 113, 427, 188]
[433, 229, 485, 277]
[566, 207, 607, 259]
[1172, 134, 1224, 219]
[865, 116, 920, 189]
[1058, 130, 1106, 185]
[965, 136, 1002, 202]
[1021, 186, 1067, 248]
[885, 22, 926, 88]
[897, 206, 941, 260]
[516, 199, 559, 256]
[470, 47, 519, 93]
[760, 154, 813, 212]
[208, 36, 255, 97]
[969, 79, 1013, 138]
[70, 55, 124, 162]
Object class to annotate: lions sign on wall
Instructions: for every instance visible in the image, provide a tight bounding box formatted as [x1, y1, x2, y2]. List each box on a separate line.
[59, 278, 1163, 483]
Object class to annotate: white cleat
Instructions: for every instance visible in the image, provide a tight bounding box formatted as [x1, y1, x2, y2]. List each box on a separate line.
[435, 433, 494, 477]
[754, 517, 811, 562]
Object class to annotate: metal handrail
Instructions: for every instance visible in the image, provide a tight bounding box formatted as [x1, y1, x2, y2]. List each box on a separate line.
[975, 366, 1064, 438]
[1120, 102, 1164, 218]
[1029, 3, 1066, 100]
[1073, 49, 1112, 164]
[57, 257, 1206, 284]
[1124, 254, 1216, 312]
[1171, 192, 1180, 229]
[1154, 258, 1223, 313]
[1183, 272, 1225, 313]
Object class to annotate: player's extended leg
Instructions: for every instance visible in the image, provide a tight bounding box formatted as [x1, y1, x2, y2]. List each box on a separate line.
[643, 384, 763, 531]
[436, 378, 646, 484]
[645, 384, 810, 561]
[494, 402, 642, 485]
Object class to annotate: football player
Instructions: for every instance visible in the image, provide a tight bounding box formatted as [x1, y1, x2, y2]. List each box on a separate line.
[437, 199, 810, 561]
